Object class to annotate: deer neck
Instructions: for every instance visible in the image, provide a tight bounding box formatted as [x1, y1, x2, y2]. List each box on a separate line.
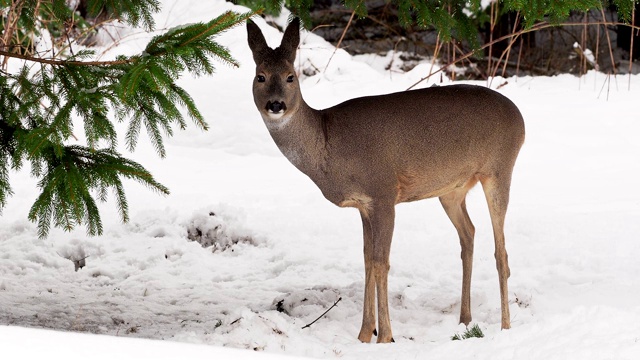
[263, 101, 328, 178]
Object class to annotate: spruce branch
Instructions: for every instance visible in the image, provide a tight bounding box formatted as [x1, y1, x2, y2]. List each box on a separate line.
[0, 154, 13, 212]
[27, 145, 169, 237]
[0, 2, 260, 237]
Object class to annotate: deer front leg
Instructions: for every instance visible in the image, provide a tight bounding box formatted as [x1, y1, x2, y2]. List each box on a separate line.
[357, 203, 396, 343]
[358, 210, 376, 343]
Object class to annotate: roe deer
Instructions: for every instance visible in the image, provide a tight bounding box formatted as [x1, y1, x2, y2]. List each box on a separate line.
[247, 18, 525, 343]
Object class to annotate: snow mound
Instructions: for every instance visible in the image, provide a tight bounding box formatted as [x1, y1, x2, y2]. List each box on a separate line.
[272, 287, 341, 319]
[185, 205, 264, 251]
[56, 238, 105, 271]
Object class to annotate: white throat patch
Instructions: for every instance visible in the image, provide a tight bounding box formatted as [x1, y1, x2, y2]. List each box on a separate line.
[263, 112, 293, 131]
[266, 111, 285, 120]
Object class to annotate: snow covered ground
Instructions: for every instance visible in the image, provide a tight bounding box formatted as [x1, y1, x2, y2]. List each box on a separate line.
[1, 1, 640, 359]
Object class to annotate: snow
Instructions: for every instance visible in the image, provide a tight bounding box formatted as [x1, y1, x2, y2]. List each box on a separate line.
[573, 42, 598, 70]
[2, 1, 640, 359]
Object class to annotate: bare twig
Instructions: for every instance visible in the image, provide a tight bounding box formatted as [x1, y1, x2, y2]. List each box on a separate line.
[310, 24, 334, 33]
[452, 41, 475, 78]
[0, 49, 132, 66]
[487, 1, 496, 84]
[600, 7, 617, 75]
[301, 297, 342, 329]
[629, 5, 635, 90]
[387, 36, 406, 80]
[408, 22, 552, 90]
[311, 8, 405, 39]
[500, 12, 521, 77]
[516, 36, 524, 78]
[407, 19, 640, 91]
[448, 3, 455, 81]
[324, 8, 357, 73]
[581, 12, 588, 78]
[595, 16, 600, 89]
[598, 72, 612, 100]
[428, 34, 443, 80]
[1, 0, 26, 69]
[490, 16, 521, 82]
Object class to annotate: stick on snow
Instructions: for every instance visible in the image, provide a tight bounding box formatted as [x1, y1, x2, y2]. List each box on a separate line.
[302, 297, 342, 329]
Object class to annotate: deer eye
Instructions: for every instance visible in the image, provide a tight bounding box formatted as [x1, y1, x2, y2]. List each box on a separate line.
[286, 75, 294, 83]
[256, 75, 265, 83]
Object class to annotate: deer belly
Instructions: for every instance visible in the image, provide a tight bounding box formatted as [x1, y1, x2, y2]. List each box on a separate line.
[395, 171, 480, 203]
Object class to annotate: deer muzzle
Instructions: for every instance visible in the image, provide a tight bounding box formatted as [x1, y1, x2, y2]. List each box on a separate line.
[266, 101, 287, 114]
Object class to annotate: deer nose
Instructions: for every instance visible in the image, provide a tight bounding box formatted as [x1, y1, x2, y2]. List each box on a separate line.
[266, 101, 286, 113]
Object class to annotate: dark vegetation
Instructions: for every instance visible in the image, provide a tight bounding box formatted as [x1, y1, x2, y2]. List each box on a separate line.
[238, 0, 640, 79]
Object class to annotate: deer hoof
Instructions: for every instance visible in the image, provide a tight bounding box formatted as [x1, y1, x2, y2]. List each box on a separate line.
[375, 332, 394, 343]
[358, 329, 374, 343]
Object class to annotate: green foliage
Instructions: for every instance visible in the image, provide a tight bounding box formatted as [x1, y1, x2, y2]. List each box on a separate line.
[344, 0, 368, 18]
[613, 0, 639, 22]
[26, 145, 169, 238]
[0, 0, 160, 55]
[451, 324, 485, 341]
[0, 0, 256, 237]
[238, 0, 638, 49]
[504, 0, 603, 27]
[85, 0, 161, 31]
[233, 0, 314, 27]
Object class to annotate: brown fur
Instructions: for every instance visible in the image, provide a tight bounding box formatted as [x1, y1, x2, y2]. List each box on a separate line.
[247, 18, 525, 343]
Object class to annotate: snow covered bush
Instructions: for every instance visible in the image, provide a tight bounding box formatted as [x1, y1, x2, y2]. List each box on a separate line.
[185, 205, 263, 252]
[271, 287, 345, 325]
[56, 238, 104, 271]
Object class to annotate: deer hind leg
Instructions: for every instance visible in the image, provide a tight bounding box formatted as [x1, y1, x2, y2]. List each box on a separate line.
[357, 202, 395, 343]
[480, 173, 513, 330]
[440, 181, 477, 326]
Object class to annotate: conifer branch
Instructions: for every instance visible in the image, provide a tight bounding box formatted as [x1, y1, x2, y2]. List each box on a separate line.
[0, 49, 133, 66]
[182, 12, 237, 48]
[0, 1, 259, 237]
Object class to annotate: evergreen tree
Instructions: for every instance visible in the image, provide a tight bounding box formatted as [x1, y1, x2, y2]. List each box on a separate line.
[0, 0, 255, 237]
[237, 0, 637, 45]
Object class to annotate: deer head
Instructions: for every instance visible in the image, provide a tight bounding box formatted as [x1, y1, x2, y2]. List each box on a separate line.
[247, 18, 302, 129]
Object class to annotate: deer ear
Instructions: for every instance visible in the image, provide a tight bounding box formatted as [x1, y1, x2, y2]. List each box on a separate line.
[247, 19, 269, 63]
[278, 17, 300, 64]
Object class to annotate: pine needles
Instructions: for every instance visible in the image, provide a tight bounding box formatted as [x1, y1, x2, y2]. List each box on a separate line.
[0, 0, 257, 237]
[451, 324, 485, 341]
[26, 145, 170, 238]
[239, 0, 636, 52]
